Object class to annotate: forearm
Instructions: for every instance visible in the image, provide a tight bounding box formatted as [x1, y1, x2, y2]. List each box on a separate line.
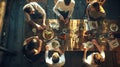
[42, 13, 46, 26]
[53, 8, 61, 17]
[102, 0, 106, 5]
[95, 43, 102, 52]
[27, 20, 36, 26]
[86, 0, 89, 4]
[99, 0, 106, 5]
[45, 50, 49, 58]
[37, 40, 42, 52]
[23, 36, 34, 45]
[28, 20, 43, 29]
[86, 8, 89, 19]
[83, 50, 87, 60]
[92, 39, 102, 52]
[68, 10, 73, 18]
[24, 36, 39, 47]
[58, 49, 63, 55]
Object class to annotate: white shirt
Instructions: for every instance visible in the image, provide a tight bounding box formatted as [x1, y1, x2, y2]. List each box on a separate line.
[45, 39, 65, 67]
[84, 51, 105, 66]
[53, 0, 75, 18]
[23, 2, 46, 25]
[45, 50, 65, 67]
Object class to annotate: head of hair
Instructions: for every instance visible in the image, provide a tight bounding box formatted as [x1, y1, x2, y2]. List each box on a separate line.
[27, 38, 39, 50]
[23, 7, 32, 14]
[93, 54, 104, 65]
[92, 2, 100, 11]
[52, 52, 60, 63]
[64, 0, 71, 6]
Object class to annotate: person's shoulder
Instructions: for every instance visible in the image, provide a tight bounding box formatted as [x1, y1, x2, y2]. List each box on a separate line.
[23, 3, 30, 10]
[87, 3, 92, 9]
[70, 0, 75, 6]
[29, 2, 38, 4]
[71, 0, 75, 4]
[88, 2, 92, 6]
[58, 0, 63, 2]
[29, 2, 39, 6]
[92, 52, 99, 55]
[100, 50, 105, 55]
[57, 0, 63, 3]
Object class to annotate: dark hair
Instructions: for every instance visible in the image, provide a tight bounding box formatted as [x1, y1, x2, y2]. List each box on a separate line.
[52, 57, 59, 63]
[23, 7, 32, 14]
[92, 2, 100, 11]
[52, 53, 60, 63]
[93, 54, 104, 65]
[27, 38, 39, 50]
[64, 0, 71, 5]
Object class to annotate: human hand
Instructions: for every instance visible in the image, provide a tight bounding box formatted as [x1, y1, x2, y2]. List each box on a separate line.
[65, 17, 69, 24]
[59, 15, 65, 22]
[33, 49, 39, 55]
[42, 25, 46, 29]
[45, 45, 49, 50]
[92, 39, 98, 45]
[83, 47, 88, 52]
[33, 36, 39, 38]
[36, 24, 44, 30]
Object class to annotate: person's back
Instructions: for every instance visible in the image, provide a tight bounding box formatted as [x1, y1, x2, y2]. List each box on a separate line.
[45, 40, 65, 67]
[86, 1, 106, 20]
[23, 2, 46, 32]
[22, 36, 42, 62]
[83, 39, 105, 67]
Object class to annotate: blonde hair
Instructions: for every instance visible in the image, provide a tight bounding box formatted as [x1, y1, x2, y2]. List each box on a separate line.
[52, 52, 60, 63]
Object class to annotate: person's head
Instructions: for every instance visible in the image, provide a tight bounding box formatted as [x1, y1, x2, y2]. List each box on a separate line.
[23, 6, 35, 14]
[92, 2, 100, 11]
[52, 52, 60, 63]
[27, 38, 39, 50]
[93, 53, 104, 65]
[64, 0, 71, 6]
